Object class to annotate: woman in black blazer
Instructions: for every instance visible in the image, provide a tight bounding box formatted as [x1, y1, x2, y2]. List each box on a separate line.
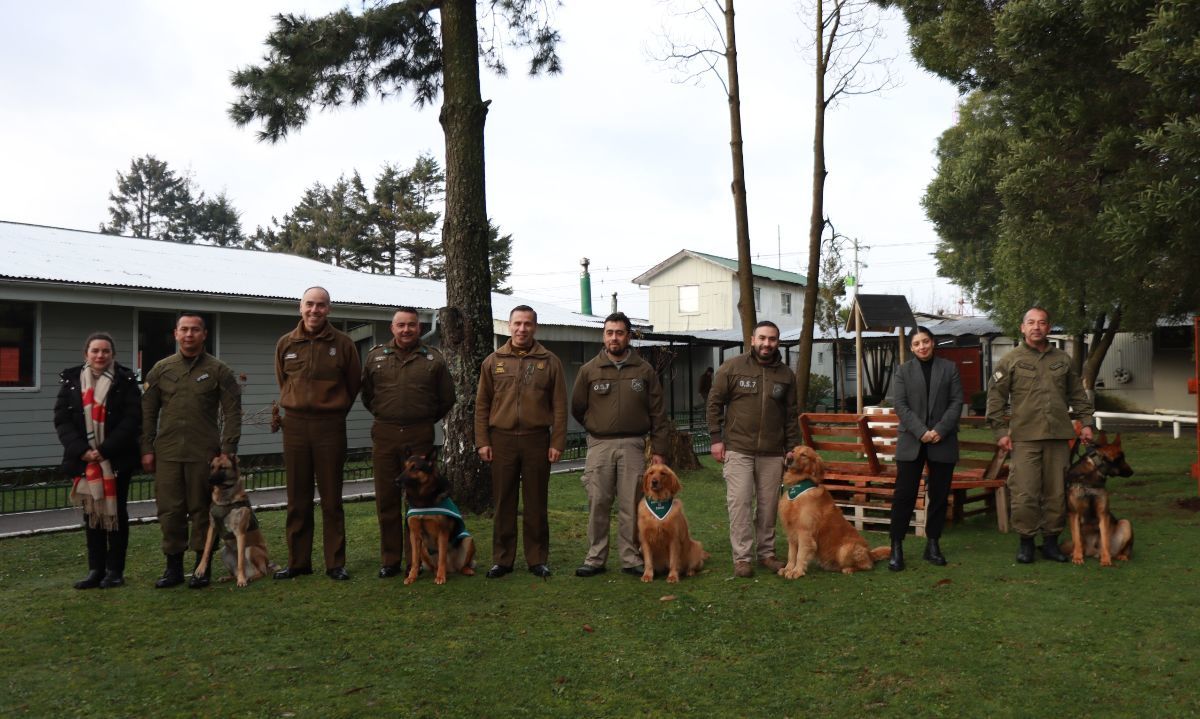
[54, 332, 142, 589]
[888, 326, 963, 571]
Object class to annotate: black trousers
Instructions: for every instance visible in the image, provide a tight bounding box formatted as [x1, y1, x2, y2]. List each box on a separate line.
[890, 445, 954, 540]
[84, 470, 131, 573]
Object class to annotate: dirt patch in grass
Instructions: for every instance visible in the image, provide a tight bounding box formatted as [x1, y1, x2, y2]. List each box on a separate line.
[1175, 497, 1200, 512]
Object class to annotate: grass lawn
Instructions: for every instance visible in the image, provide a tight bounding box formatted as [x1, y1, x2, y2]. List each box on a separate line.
[2, 432, 1198, 718]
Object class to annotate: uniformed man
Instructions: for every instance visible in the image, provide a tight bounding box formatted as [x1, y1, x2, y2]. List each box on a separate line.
[475, 305, 567, 579]
[141, 312, 241, 589]
[707, 320, 799, 578]
[572, 312, 669, 578]
[361, 307, 455, 578]
[987, 306, 1094, 564]
[274, 286, 362, 581]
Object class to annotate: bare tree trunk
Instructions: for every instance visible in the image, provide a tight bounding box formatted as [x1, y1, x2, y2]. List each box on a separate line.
[1083, 307, 1122, 390]
[723, 0, 756, 346]
[437, 0, 494, 514]
[795, 0, 828, 414]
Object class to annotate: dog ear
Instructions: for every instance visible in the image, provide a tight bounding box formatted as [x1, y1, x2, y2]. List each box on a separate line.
[1097, 430, 1109, 446]
[667, 469, 681, 494]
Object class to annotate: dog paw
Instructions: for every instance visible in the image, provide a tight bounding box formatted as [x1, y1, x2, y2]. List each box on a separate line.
[1100, 558, 1113, 568]
[237, 578, 248, 587]
[403, 576, 417, 585]
[666, 574, 679, 584]
[460, 567, 476, 576]
[1072, 556, 1084, 566]
[776, 567, 788, 577]
[435, 576, 447, 585]
[641, 573, 653, 583]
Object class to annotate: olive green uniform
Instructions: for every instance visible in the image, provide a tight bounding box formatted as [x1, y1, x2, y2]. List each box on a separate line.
[141, 352, 241, 555]
[276, 320, 361, 572]
[571, 349, 670, 570]
[706, 351, 800, 565]
[475, 340, 567, 568]
[361, 340, 455, 569]
[986, 341, 1094, 538]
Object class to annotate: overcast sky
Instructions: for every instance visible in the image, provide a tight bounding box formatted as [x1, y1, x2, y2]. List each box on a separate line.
[0, 1, 972, 320]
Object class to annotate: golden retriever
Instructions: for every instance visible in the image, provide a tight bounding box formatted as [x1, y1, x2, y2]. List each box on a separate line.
[637, 464, 709, 583]
[777, 445, 890, 578]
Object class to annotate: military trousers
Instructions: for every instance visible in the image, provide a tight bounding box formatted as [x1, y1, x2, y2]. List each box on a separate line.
[490, 429, 550, 568]
[723, 450, 783, 564]
[580, 435, 646, 570]
[1008, 439, 1071, 538]
[155, 459, 212, 555]
[371, 421, 435, 568]
[282, 414, 348, 571]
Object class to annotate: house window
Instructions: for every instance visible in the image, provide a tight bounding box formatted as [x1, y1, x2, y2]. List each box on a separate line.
[817, 351, 824, 364]
[0, 300, 38, 388]
[753, 287, 761, 312]
[678, 285, 700, 314]
[781, 292, 792, 315]
[137, 310, 217, 379]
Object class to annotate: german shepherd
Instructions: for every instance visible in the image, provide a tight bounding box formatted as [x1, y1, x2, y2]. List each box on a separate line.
[1060, 432, 1135, 567]
[195, 456, 278, 587]
[397, 453, 475, 585]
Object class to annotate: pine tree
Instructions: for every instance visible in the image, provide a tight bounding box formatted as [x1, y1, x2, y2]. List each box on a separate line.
[100, 155, 199, 242]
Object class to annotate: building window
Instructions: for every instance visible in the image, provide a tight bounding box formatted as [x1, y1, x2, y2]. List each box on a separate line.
[0, 300, 38, 388]
[138, 310, 217, 379]
[817, 351, 824, 364]
[678, 285, 700, 313]
[781, 292, 792, 315]
[753, 287, 761, 312]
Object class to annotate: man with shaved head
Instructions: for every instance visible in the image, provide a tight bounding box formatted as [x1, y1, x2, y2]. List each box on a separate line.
[274, 286, 362, 581]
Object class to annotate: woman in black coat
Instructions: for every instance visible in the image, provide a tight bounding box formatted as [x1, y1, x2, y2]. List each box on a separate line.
[888, 326, 964, 571]
[54, 332, 142, 589]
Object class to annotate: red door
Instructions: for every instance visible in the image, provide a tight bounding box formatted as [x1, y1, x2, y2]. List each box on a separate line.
[936, 347, 982, 403]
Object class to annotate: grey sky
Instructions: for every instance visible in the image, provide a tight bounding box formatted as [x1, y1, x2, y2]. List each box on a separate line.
[0, 1, 970, 320]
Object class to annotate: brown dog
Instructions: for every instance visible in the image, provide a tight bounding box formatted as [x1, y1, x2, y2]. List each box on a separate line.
[637, 464, 709, 583]
[777, 445, 890, 578]
[397, 453, 475, 585]
[1060, 432, 1135, 567]
[195, 456, 277, 587]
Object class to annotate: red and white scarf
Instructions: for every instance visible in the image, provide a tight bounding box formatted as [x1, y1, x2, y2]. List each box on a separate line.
[69, 366, 118, 530]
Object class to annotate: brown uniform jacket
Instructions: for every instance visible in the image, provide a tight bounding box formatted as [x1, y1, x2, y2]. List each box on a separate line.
[361, 341, 455, 425]
[706, 351, 800, 456]
[141, 352, 241, 461]
[986, 341, 1094, 441]
[474, 340, 567, 451]
[570, 349, 669, 456]
[275, 320, 362, 416]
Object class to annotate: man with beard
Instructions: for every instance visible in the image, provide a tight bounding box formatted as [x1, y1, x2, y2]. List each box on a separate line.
[571, 312, 669, 578]
[706, 321, 799, 578]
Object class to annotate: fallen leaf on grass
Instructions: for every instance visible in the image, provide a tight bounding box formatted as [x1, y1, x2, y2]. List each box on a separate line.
[342, 686, 366, 695]
[934, 578, 952, 587]
[659, 595, 677, 602]
[554, 677, 567, 685]
[582, 624, 594, 633]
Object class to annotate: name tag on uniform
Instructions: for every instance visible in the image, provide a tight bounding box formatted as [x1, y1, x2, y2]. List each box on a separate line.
[285, 352, 298, 360]
[196, 373, 210, 382]
[495, 362, 506, 374]
[737, 379, 758, 390]
[374, 355, 387, 362]
[329, 347, 337, 356]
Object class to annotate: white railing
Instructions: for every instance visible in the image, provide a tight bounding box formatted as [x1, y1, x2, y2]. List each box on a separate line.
[1094, 411, 1198, 439]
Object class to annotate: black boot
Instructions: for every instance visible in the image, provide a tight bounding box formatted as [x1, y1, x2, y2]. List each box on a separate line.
[74, 569, 104, 590]
[188, 551, 210, 589]
[154, 552, 185, 588]
[1041, 534, 1069, 562]
[99, 570, 124, 589]
[1016, 536, 1036, 564]
[923, 538, 948, 566]
[888, 538, 905, 571]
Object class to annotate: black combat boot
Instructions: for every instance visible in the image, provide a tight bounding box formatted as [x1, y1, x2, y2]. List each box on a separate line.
[888, 538, 905, 572]
[1040, 534, 1069, 562]
[188, 551, 211, 589]
[74, 569, 104, 590]
[1016, 536, 1036, 564]
[154, 552, 185, 588]
[923, 537, 948, 566]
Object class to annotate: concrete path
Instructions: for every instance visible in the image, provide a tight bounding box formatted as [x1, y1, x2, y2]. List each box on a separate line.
[0, 459, 587, 539]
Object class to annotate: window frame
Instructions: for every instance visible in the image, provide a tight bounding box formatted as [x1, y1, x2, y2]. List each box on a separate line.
[0, 300, 41, 392]
[678, 285, 700, 314]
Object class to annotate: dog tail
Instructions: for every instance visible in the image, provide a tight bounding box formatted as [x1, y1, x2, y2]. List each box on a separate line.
[869, 545, 891, 562]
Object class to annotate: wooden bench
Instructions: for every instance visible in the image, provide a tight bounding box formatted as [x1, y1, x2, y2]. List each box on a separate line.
[798, 413, 1011, 536]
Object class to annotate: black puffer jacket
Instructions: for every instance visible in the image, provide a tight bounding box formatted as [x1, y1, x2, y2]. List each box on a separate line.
[54, 363, 143, 477]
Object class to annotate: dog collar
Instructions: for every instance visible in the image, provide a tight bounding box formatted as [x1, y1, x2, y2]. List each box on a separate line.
[645, 497, 673, 520]
[784, 480, 817, 500]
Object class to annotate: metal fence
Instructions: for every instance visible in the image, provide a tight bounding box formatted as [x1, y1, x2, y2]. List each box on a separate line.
[1, 416, 713, 515]
[0, 449, 374, 515]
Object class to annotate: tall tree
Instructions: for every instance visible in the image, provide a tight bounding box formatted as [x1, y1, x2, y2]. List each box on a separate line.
[230, 1, 561, 511]
[890, 0, 1200, 388]
[100, 154, 199, 243]
[377, 153, 446, 278]
[795, 0, 895, 412]
[654, 0, 757, 345]
[193, 191, 247, 247]
[487, 219, 514, 294]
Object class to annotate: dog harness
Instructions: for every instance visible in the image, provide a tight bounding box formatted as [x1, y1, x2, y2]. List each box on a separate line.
[1066, 446, 1120, 490]
[406, 496, 471, 546]
[644, 497, 674, 521]
[783, 479, 817, 501]
[210, 499, 257, 541]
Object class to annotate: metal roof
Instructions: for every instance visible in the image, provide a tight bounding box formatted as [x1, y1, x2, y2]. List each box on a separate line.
[0, 221, 606, 328]
[631, 249, 807, 286]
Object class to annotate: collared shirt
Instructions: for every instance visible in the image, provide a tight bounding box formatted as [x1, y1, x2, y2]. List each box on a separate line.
[141, 351, 241, 460]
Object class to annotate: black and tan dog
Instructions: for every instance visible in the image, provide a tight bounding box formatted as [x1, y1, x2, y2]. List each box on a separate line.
[397, 453, 475, 585]
[194, 455, 278, 587]
[1060, 432, 1135, 567]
